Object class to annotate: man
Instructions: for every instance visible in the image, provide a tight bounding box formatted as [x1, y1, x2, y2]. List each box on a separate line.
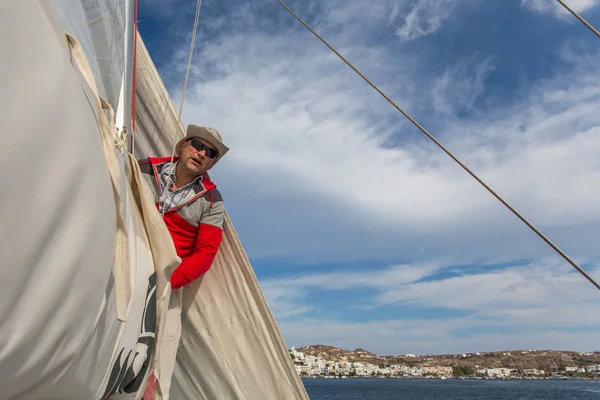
[139, 125, 229, 289]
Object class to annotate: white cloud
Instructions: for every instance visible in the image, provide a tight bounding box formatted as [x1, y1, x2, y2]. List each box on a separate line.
[317, 0, 396, 34]
[173, 26, 600, 264]
[432, 56, 495, 116]
[266, 258, 600, 354]
[373, 259, 600, 312]
[264, 258, 600, 315]
[261, 283, 312, 319]
[391, 0, 456, 40]
[264, 262, 443, 292]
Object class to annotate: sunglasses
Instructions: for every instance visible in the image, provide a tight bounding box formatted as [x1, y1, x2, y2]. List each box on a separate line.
[188, 138, 219, 159]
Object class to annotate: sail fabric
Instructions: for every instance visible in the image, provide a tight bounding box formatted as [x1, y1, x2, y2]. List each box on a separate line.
[132, 36, 185, 160]
[170, 214, 310, 400]
[60, 13, 182, 400]
[1, 1, 308, 399]
[50, 0, 125, 111]
[132, 34, 310, 400]
[0, 3, 116, 397]
[0, 2, 178, 399]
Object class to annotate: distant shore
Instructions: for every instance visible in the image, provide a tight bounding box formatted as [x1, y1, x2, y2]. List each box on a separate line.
[291, 345, 600, 380]
[301, 375, 600, 381]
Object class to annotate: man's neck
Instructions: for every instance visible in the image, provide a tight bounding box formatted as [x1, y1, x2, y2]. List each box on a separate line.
[174, 162, 199, 189]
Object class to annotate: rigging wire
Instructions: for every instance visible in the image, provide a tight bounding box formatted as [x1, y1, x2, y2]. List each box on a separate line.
[275, 0, 600, 292]
[556, 0, 600, 38]
[162, 0, 203, 218]
[178, 0, 203, 121]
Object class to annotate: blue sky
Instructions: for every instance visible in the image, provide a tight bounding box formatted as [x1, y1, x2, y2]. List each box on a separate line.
[138, 0, 600, 355]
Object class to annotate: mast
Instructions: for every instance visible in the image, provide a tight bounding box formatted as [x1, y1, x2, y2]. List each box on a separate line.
[116, 0, 137, 151]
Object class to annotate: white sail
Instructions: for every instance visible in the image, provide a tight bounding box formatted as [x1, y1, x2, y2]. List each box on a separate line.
[1, 1, 308, 399]
[0, 2, 176, 399]
[50, 0, 125, 110]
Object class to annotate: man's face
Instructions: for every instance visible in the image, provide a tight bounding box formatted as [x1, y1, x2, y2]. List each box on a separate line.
[180, 137, 218, 176]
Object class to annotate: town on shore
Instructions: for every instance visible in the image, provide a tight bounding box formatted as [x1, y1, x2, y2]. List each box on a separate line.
[289, 345, 600, 380]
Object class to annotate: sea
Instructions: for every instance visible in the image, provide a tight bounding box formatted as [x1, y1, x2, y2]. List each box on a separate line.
[302, 378, 600, 399]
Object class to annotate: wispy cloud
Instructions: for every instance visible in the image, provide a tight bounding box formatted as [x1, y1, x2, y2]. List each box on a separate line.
[390, 0, 457, 40]
[261, 284, 313, 319]
[265, 258, 600, 353]
[263, 258, 600, 315]
[373, 259, 599, 312]
[432, 56, 495, 116]
[173, 27, 600, 264]
[263, 262, 442, 292]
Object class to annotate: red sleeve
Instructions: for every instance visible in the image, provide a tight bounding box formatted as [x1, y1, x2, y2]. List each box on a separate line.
[170, 223, 223, 289]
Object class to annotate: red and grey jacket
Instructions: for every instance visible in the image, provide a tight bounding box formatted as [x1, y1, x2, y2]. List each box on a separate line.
[139, 157, 224, 289]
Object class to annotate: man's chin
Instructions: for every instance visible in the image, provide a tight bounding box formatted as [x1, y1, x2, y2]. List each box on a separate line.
[192, 166, 206, 176]
[181, 162, 203, 177]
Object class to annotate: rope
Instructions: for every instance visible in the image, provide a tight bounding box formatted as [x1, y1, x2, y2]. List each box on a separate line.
[162, 0, 203, 218]
[556, 0, 600, 38]
[275, 0, 600, 292]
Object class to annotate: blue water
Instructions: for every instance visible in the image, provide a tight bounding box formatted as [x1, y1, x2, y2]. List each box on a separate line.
[302, 378, 600, 399]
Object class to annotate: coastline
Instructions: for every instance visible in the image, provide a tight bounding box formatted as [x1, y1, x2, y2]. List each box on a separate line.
[291, 345, 600, 381]
[301, 375, 600, 381]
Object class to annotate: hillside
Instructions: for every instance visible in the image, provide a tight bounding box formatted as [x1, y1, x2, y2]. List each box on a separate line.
[295, 345, 600, 371]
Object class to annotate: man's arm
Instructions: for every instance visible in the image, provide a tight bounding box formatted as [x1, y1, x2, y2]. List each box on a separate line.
[170, 199, 224, 289]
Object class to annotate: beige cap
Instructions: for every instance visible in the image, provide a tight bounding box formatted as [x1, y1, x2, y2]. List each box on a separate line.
[175, 125, 229, 164]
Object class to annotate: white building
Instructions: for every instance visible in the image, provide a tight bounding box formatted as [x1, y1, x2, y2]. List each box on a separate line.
[315, 358, 326, 370]
[290, 347, 306, 362]
[486, 368, 512, 378]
